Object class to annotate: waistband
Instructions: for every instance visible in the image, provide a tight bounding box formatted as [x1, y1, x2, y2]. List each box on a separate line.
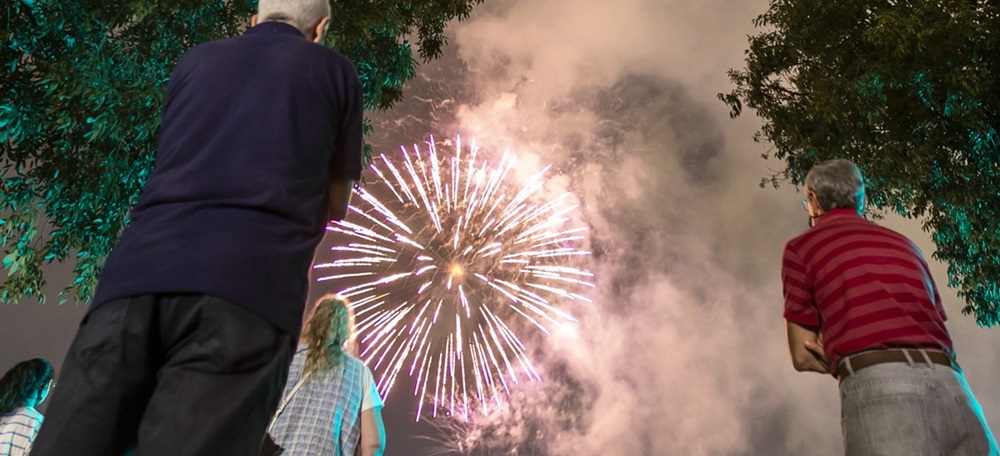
[837, 349, 959, 379]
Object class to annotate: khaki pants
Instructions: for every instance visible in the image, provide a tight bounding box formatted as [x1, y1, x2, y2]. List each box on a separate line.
[840, 362, 998, 456]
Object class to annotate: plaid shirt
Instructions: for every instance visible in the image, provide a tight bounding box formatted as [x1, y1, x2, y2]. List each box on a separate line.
[270, 349, 381, 455]
[0, 406, 43, 456]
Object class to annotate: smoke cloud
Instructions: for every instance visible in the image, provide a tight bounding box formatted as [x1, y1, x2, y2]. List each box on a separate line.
[360, 0, 1000, 454]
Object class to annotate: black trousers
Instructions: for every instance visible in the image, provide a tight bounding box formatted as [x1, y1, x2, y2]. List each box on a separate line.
[31, 294, 294, 456]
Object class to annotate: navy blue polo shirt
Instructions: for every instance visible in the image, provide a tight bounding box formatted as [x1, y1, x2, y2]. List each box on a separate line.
[91, 22, 363, 337]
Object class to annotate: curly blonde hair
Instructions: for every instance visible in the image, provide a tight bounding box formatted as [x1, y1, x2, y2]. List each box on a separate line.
[302, 294, 356, 375]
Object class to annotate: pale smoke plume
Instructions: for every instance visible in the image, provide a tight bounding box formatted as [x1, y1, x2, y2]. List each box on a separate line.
[366, 0, 1000, 454]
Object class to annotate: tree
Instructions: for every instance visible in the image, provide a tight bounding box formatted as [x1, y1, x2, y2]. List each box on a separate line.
[0, 0, 481, 304]
[720, 0, 1000, 326]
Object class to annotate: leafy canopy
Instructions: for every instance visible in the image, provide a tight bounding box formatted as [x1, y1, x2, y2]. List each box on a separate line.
[0, 0, 481, 304]
[721, 0, 1000, 326]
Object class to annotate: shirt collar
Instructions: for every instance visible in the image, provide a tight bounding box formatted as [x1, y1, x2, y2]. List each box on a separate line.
[816, 208, 861, 225]
[13, 406, 42, 418]
[244, 21, 305, 39]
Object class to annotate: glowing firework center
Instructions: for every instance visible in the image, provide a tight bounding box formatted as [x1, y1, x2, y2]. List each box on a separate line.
[316, 137, 594, 418]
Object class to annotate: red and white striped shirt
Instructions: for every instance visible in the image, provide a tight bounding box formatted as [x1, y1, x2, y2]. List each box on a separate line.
[781, 209, 953, 373]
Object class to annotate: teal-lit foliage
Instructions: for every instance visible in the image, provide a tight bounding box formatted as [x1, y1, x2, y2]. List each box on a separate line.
[720, 0, 1000, 326]
[0, 0, 481, 305]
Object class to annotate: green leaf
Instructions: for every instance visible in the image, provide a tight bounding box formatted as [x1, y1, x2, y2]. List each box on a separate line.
[3, 252, 16, 268]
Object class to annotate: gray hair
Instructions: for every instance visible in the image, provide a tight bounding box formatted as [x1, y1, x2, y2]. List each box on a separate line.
[257, 0, 331, 33]
[805, 159, 865, 213]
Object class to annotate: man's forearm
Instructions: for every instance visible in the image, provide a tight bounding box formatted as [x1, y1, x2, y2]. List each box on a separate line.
[327, 179, 355, 221]
[786, 320, 829, 374]
[791, 353, 829, 373]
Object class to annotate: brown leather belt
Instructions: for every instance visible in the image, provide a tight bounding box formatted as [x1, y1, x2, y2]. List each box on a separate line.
[837, 349, 957, 378]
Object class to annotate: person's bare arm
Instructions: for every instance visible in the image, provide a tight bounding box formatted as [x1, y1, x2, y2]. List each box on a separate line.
[358, 407, 385, 456]
[328, 179, 355, 222]
[786, 320, 829, 374]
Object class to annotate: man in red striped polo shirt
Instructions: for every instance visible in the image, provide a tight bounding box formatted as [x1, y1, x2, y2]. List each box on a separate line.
[781, 159, 997, 455]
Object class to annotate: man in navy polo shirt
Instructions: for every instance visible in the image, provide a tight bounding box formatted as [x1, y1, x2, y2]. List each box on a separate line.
[32, 0, 363, 454]
[782, 160, 997, 455]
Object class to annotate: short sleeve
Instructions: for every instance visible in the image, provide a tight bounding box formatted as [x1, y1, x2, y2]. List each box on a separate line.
[361, 365, 383, 411]
[24, 418, 40, 455]
[781, 243, 819, 326]
[160, 49, 195, 118]
[912, 241, 947, 321]
[330, 76, 364, 181]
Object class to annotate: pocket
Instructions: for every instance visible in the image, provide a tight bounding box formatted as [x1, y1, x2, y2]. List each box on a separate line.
[854, 394, 930, 456]
[188, 296, 286, 371]
[73, 300, 129, 364]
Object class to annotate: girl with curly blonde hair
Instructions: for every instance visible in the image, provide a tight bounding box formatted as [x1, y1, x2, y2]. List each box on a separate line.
[267, 295, 385, 455]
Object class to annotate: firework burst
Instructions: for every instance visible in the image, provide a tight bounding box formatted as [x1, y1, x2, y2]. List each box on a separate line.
[316, 136, 594, 418]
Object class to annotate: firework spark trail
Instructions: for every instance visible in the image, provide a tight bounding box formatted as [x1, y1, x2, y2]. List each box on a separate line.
[316, 136, 594, 419]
